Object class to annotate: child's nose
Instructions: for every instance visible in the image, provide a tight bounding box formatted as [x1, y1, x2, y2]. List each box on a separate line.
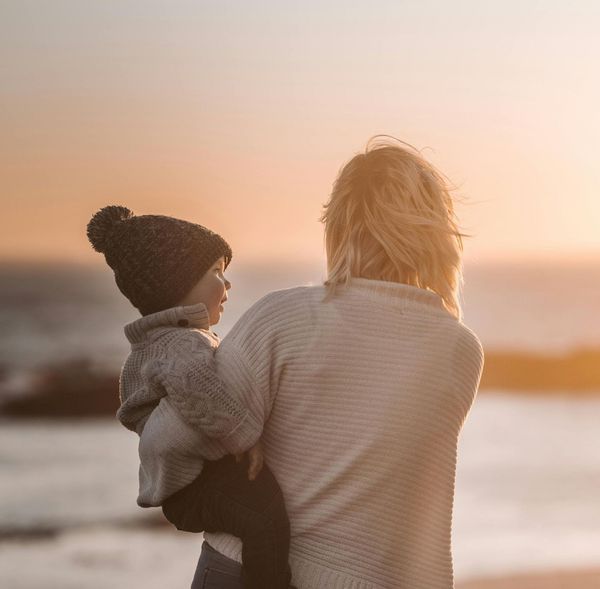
[225, 278, 231, 290]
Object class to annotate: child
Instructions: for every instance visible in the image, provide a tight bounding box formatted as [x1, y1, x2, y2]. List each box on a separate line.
[87, 205, 293, 589]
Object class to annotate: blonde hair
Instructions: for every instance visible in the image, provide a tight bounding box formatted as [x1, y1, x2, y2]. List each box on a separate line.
[320, 136, 471, 321]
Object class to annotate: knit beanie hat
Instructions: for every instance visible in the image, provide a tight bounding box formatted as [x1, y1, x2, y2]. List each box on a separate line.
[87, 205, 232, 316]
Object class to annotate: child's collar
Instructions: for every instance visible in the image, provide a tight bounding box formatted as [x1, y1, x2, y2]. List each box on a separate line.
[124, 302, 211, 344]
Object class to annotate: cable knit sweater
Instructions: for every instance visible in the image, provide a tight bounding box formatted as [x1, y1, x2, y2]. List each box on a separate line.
[139, 278, 484, 589]
[118, 303, 261, 507]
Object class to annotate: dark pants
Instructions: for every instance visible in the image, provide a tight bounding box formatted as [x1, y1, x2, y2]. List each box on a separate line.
[162, 454, 292, 589]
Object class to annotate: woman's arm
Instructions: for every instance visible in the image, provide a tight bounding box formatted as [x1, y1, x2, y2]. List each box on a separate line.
[142, 290, 288, 460]
[214, 290, 290, 431]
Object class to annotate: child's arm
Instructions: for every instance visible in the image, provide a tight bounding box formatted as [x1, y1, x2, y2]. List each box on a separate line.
[156, 330, 262, 456]
[156, 292, 291, 459]
[137, 395, 264, 492]
[148, 291, 291, 461]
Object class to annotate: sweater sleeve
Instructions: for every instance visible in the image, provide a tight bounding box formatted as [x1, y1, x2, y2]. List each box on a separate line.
[157, 330, 262, 455]
[156, 290, 294, 456]
[137, 396, 250, 506]
[212, 291, 289, 441]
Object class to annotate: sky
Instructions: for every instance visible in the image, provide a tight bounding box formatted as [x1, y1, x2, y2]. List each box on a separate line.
[2, 0, 599, 265]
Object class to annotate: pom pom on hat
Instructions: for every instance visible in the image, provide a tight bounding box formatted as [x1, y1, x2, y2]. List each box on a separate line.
[87, 205, 134, 253]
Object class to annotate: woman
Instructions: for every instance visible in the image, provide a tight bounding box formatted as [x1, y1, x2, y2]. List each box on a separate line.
[193, 136, 484, 588]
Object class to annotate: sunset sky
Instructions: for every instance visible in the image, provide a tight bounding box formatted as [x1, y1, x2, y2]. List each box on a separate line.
[2, 1, 599, 265]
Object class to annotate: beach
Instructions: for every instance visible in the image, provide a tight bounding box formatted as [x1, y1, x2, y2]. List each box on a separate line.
[2, 392, 600, 587]
[457, 567, 600, 589]
[2, 526, 599, 589]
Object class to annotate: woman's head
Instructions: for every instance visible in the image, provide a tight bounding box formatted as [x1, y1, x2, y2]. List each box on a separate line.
[320, 136, 469, 320]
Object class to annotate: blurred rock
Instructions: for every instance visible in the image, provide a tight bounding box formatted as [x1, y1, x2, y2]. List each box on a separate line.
[0, 358, 120, 418]
[479, 347, 600, 394]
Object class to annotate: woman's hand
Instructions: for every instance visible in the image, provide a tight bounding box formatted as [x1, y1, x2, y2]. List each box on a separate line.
[235, 439, 264, 481]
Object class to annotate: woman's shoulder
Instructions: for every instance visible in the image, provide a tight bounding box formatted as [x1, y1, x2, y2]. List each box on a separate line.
[224, 285, 324, 343]
[456, 320, 484, 353]
[244, 284, 324, 317]
[452, 320, 485, 376]
[259, 283, 324, 303]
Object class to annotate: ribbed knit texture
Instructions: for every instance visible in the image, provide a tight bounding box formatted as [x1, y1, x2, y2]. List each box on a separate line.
[200, 278, 484, 589]
[118, 302, 261, 507]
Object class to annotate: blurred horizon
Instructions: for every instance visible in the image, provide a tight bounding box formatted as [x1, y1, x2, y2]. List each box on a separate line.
[2, 257, 600, 373]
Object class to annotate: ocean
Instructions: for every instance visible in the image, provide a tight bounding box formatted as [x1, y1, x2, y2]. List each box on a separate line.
[1, 258, 600, 377]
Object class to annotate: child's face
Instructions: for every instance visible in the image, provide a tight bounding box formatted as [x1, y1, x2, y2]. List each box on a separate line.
[178, 256, 231, 325]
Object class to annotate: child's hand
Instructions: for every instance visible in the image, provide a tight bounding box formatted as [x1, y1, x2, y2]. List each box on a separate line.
[235, 440, 264, 481]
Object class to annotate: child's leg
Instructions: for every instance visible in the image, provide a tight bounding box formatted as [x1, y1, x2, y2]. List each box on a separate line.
[162, 454, 292, 589]
[200, 454, 292, 589]
[161, 462, 213, 532]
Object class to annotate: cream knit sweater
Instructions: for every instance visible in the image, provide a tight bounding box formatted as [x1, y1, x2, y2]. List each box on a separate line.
[197, 278, 485, 589]
[118, 303, 260, 507]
